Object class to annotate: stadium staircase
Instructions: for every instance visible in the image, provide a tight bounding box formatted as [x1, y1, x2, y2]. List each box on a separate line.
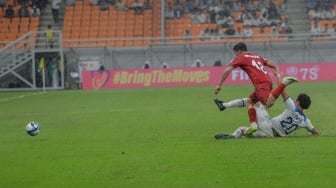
[0, 30, 64, 90]
[285, 0, 310, 37]
[36, 0, 65, 48]
[0, 33, 33, 77]
[0, 32, 36, 88]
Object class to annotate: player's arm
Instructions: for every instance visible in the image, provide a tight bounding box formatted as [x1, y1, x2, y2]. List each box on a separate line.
[265, 59, 280, 76]
[215, 65, 234, 94]
[265, 59, 277, 69]
[305, 119, 319, 135]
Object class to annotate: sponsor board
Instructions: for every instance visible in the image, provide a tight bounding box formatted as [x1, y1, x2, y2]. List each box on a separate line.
[82, 63, 336, 89]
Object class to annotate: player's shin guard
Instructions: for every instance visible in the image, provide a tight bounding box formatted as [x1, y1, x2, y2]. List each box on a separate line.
[245, 108, 258, 136]
[245, 112, 257, 136]
[248, 107, 257, 124]
[271, 83, 285, 99]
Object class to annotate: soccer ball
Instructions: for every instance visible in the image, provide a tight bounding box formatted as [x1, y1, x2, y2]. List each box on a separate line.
[25, 122, 40, 136]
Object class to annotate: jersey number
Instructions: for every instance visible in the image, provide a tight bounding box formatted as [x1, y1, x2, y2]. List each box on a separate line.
[252, 60, 267, 74]
[280, 117, 298, 134]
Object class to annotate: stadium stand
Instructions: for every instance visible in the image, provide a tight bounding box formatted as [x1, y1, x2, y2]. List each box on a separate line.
[0, 0, 41, 48]
[163, 0, 289, 44]
[0, 16, 39, 48]
[307, 0, 336, 41]
[60, 0, 292, 48]
[2, 0, 335, 49]
[62, 0, 160, 48]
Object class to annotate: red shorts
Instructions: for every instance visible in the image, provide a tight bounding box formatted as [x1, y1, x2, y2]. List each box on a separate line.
[249, 82, 273, 105]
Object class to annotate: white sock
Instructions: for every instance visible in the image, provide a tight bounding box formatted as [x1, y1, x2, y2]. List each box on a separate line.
[231, 127, 247, 138]
[223, 98, 247, 108]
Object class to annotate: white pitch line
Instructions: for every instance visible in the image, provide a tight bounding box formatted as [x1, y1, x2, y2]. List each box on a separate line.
[0, 92, 46, 103]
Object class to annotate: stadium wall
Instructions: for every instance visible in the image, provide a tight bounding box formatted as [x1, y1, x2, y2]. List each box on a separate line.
[65, 40, 336, 72]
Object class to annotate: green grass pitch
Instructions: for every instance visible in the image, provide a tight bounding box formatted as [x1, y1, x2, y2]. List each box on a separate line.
[0, 82, 335, 188]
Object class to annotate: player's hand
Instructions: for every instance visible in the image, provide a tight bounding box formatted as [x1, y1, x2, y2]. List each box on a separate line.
[214, 85, 221, 94]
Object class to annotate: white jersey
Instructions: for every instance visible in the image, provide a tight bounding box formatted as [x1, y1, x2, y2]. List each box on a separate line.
[270, 97, 315, 137]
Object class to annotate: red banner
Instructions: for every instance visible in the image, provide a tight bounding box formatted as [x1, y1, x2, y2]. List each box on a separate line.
[82, 63, 336, 90]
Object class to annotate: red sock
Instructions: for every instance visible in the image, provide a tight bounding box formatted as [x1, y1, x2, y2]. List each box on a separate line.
[271, 83, 285, 99]
[248, 108, 257, 124]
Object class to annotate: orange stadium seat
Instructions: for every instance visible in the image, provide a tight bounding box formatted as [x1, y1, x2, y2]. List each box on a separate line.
[59, 0, 298, 47]
[2, 1, 238, 48]
[0, 11, 42, 46]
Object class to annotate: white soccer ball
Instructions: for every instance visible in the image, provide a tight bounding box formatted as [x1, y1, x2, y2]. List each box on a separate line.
[25, 122, 40, 136]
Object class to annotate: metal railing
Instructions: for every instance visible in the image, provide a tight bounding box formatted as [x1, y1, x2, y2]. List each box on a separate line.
[0, 31, 64, 91]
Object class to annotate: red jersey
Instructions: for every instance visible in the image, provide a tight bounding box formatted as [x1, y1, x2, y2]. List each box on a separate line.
[229, 52, 272, 85]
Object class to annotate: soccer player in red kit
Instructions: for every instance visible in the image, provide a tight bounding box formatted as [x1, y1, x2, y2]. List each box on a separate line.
[214, 42, 298, 135]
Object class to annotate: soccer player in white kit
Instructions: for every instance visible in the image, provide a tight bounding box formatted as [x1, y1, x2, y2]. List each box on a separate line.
[214, 90, 319, 139]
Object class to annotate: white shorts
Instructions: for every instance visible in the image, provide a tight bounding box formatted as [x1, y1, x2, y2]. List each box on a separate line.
[254, 105, 274, 137]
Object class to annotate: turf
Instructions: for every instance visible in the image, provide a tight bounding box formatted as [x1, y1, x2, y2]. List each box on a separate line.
[0, 82, 335, 188]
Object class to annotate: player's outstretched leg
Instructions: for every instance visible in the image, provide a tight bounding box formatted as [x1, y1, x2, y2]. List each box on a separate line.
[214, 134, 235, 139]
[214, 99, 226, 111]
[282, 77, 298, 86]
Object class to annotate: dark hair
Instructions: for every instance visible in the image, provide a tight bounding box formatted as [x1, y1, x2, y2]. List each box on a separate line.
[233, 42, 247, 52]
[296, 93, 311, 109]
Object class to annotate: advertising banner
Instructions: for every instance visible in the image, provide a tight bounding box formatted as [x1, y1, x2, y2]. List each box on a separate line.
[82, 63, 336, 90]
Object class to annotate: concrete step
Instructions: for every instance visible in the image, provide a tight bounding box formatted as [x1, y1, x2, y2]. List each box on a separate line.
[283, 0, 310, 34]
[286, 4, 307, 9]
[38, 2, 66, 33]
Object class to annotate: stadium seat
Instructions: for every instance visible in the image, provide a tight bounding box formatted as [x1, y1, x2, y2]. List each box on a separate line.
[58, 0, 296, 48]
